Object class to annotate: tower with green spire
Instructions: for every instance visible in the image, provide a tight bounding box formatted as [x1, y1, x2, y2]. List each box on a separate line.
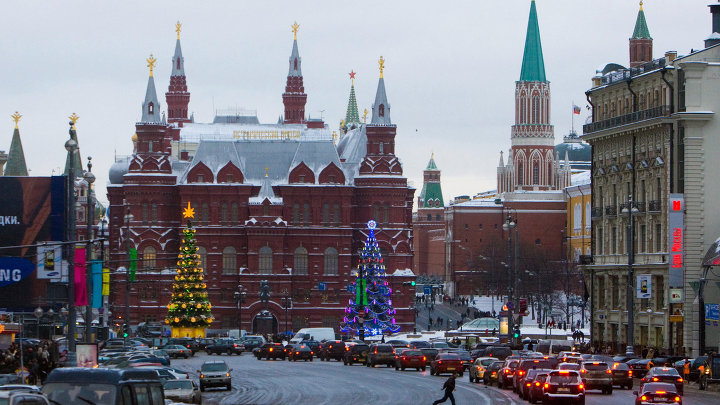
[418, 154, 444, 210]
[500, 0, 559, 193]
[630, 1, 653, 68]
[343, 70, 361, 133]
[5, 112, 28, 177]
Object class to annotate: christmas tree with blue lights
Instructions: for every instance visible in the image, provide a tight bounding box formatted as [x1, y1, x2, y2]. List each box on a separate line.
[341, 220, 400, 338]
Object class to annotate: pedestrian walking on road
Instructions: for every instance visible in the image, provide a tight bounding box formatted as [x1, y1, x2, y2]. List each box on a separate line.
[432, 372, 457, 405]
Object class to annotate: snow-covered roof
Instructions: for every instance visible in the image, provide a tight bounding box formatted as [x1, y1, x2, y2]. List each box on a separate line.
[571, 170, 591, 186]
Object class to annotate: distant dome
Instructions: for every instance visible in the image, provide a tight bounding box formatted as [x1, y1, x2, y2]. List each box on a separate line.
[459, 317, 499, 331]
[555, 131, 591, 171]
[109, 156, 131, 184]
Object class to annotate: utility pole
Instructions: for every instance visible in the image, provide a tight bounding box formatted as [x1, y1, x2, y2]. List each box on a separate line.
[64, 122, 78, 364]
[623, 195, 639, 354]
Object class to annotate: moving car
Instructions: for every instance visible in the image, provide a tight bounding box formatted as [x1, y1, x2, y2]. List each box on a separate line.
[240, 335, 266, 351]
[640, 367, 684, 395]
[420, 348, 440, 362]
[288, 344, 314, 361]
[527, 372, 550, 404]
[514, 358, 556, 393]
[519, 368, 552, 401]
[343, 343, 370, 365]
[579, 361, 613, 395]
[455, 351, 473, 371]
[483, 361, 505, 386]
[164, 379, 202, 404]
[0, 390, 50, 405]
[469, 357, 496, 383]
[634, 382, 682, 405]
[367, 344, 396, 368]
[498, 359, 520, 389]
[43, 368, 164, 405]
[386, 339, 410, 348]
[205, 338, 244, 356]
[163, 344, 191, 359]
[167, 338, 199, 356]
[257, 343, 286, 360]
[198, 360, 232, 392]
[543, 370, 585, 405]
[430, 352, 464, 376]
[630, 359, 654, 378]
[319, 340, 346, 361]
[394, 349, 426, 371]
[611, 362, 634, 390]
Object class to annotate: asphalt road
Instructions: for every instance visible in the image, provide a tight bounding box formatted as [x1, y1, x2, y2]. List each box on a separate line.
[172, 353, 720, 405]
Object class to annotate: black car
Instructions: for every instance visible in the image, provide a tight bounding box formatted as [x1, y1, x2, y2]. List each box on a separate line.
[483, 361, 505, 386]
[611, 362, 634, 390]
[343, 343, 370, 365]
[640, 367, 684, 395]
[300, 340, 321, 357]
[241, 336, 266, 351]
[455, 351, 473, 371]
[420, 348, 440, 362]
[167, 338, 199, 356]
[257, 343, 286, 360]
[288, 344, 314, 361]
[635, 382, 682, 405]
[319, 340, 345, 361]
[206, 338, 244, 355]
[411, 341, 432, 349]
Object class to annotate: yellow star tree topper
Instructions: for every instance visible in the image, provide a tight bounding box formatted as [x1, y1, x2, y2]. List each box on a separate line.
[183, 202, 195, 219]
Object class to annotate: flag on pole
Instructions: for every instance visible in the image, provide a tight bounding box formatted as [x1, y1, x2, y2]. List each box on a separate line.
[573, 105, 581, 115]
[74, 247, 87, 306]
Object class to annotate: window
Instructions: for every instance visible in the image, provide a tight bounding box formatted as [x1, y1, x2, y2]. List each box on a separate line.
[197, 174, 204, 183]
[293, 203, 300, 224]
[231, 203, 238, 224]
[611, 227, 617, 254]
[221, 202, 228, 223]
[201, 203, 209, 225]
[294, 58, 298, 70]
[655, 224, 662, 252]
[374, 204, 381, 223]
[532, 96, 539, 123]
[324, 247, 338, 275]
[436, 214, 441, 221]
[383, 205, 389, 225]
[322, 203, 330, 225]
[263, 204, 269, 216]
[259, 246, 272, 275]
[517, 162, 524, 185]
[151, 203, 158, 224]
[597, 227, 604, 255]
[334, 203, 341, 226]
[142, 246, 156, 270]
[142, 203, 149, 224]
[585, 202, 591, 229]
[222, 246, 236, 275]
[197, 246, 207, 274]
[303, 203, 311, 225]
[379, 104, 385, 117]
[226, 174, 233, 183]
[148, 141, 153, 153]
[610, 276, 618, 309]
[148, 102, 154, 114]
[598, 276, 606, 308]
[520, 97, 527, 123]
[294, 247, 308, 275]
[176, 58, 181, 70]
[427, 214, 432, 221]
[655, 275, 664, 311]
[573, 203, 581, 231]
[639, 225, 647, 253]
[532, 162, 539, 185]
[379, 142, 384, 154]
[329, 175, 336, 183]
[299, 175, 305, 183]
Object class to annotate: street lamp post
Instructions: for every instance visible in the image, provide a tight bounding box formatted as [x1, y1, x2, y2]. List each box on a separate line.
[124, 207, 134, 345]
[84, 156, 95, 343]
[234, 286, 247, 335]
[502, 214, 517, 311]
[281, 297, 292, 337]
[34, 307, 43, 339]
[622, 195, 639, 354]
[64, 126, 78, 359]
[100, 215, 108, 329]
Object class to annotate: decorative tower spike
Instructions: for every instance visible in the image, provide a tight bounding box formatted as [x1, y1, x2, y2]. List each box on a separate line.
[370, 56, 391, 125]
[283, 21, 307, 124]
[418, 154, 444, 208]
[630, 0, 653, 67]
[166, 202, 214, 337]
[519, 0, 546, 82]
[63, 113, 83, 177]
[344, 70, 361, 130]
[5, 112, 28, 176]
[142, 54, 162, 124]
[166, 22, 191, 125]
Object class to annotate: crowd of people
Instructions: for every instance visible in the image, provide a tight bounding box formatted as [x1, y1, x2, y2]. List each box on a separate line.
[0, 340, 59, 385]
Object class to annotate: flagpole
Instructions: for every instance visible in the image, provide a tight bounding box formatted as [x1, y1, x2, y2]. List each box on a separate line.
[571, 101, 575, 134]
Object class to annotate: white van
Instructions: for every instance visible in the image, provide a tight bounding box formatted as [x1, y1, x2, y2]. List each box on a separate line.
[290, 328, 335, 343]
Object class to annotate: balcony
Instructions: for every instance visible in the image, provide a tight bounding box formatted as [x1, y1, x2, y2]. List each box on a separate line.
[604, 205, 617, 216]
[591, 207, 604, 219]
[619, 201, 646, 214]
[648, 200, 662, 213]
[583, 105, 671, 134]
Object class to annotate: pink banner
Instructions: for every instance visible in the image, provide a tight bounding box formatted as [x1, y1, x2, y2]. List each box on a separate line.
[74, 247, 87, 306]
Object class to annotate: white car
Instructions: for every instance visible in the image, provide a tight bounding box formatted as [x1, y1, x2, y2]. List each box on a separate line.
[0, 390, 49, 405]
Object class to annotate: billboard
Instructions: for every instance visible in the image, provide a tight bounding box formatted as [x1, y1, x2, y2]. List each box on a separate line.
[0, 176, 66, 309]
[637, 274, 652, 299]
[668, 194, 684, 288]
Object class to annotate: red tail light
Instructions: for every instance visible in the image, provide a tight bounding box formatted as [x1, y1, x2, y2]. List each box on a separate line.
[505, 369, 510, 374]
[535, 382, 540, 386]
[438, 361, 442, 364]
[656, 391, 666, 394]
[544, 383, 549, 389]
[578, 384, 584, 390]
[423, 356, 426, 361]
[653, 377, 659, 382]
[629, 370, 633, 376]
[581, 369, 587, 373]
[311, 352, 314, 355]
[526, 383, 531, 387]
[345, 346, 349, 351]
[677, 378, 683, 382]
[402, 356, 407, 360]
[606, 369, 612, 374]
[518, 371, 524, 375]
[269, 348, 273, 352]
[674, 396, 681, 402]
[641, 395, 647, 401]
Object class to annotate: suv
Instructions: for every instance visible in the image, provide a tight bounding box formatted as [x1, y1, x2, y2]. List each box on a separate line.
[343, 343, 370, 366]
[514, 358, 557, 393]
[367, 344, 396, 368]
[198, 360, 232, 392]
[580, 361, 613, 394]
[543, 370, 585, 405]
[167, 338, 199, 356]
[206, 338, 244, 355]
[258, 343, 286, 360]
[319, 340, 346, 361]
[241, 335, 266, 351]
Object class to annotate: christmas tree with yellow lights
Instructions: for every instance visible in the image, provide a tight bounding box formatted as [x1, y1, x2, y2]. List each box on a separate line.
[166, 202, 214, 337]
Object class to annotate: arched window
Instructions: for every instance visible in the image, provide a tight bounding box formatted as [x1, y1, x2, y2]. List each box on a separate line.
[259, 246, 273, 275]
[303, 203, 311, 225]
[142, 246, 156, 270]
[324, 247, 338, 275]
[293, 203, 300, 224]
[148, 102, 154, 115]
[517, 161, 524, 185]
[333, 203, 341, 226]
[197, 246, 207, 274]
[151, 203, 158, 224]
[585, 202, 591, 229]
[573, 203, 581, 231]
[294, 247, 308, 275]
[532, 162, 539, 185]
[231, 202, 238, 224]
[221, 202, 228, 223]
[520, 96, 527, 123]
[379, 104, 385, 117]
[379, 142, 384, 154]
[222, 246, 236, 275]
[532, 96, 540, 123]
[322, 203, 330, 225]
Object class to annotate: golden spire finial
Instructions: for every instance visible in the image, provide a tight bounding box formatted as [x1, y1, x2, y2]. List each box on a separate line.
[378, 56, 385, 79]
[291, 21, 300, 40]
[362, 108, 368, 123]
[639, 0, 643, 10]
[431, 152, 434, 160]
[182, 201, 195, 219]
[175, 21, 182, 40]
[68, 113, 79, 129]
[11, 112, 21, 129]
[146, 54, 157, 77]
[265, 166, 269, 177]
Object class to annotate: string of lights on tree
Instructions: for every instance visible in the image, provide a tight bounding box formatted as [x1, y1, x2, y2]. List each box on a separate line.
[165, 202, 214, 328]
[340, 220, 400, 336]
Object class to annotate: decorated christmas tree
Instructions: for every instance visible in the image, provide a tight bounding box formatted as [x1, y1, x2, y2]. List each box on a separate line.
[165, 202, 214, 337]
[341, 220, 400, 339]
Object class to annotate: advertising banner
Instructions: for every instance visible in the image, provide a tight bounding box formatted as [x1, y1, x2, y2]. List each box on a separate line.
[36, 244, 62, 279]
[637, 274, 652, 299]
[102, 268, 110, 296]
[76, 343, 98, 368]
[668, 194, 685, 288]
[91, 261, 102, 309]
[75, 247, 87, 306]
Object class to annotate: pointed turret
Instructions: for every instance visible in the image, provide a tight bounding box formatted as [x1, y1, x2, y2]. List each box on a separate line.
[630, 1, 653, 68]
[141, 55, 162, 124]
[498, 150, 505, 167]
[344, 70, 361, 128]
[5, 112, 28, 176]
[166, 22, 191, 126]
[283, 22, 307, 124]
[64, 113, 83, 176]
[418, 153, 444, 209]
[371, 56, 391, 125]
[519, 0, 547, 82]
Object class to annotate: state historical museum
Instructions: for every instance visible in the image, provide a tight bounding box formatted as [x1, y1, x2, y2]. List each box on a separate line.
[107, 24, 416, 335]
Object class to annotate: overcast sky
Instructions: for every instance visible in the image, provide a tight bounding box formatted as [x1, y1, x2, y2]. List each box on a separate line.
[0, 0, 715, 207]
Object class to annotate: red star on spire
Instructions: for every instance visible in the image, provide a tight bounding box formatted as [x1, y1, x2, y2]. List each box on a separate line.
[349, 70, 356, 80]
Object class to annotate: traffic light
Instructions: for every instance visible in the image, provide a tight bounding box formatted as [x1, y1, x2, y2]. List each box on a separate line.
[122, 323, 129, 338]
[411, 281, 416, 286]
[513, 327, 520, 339]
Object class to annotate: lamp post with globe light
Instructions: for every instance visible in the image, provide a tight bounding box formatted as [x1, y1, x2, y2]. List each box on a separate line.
[233, 286, 247, 335]
[622, 195, 639, 354]
[84, 156, 96, 342]
[34, 307, 43, 339]
[64, 121, 79, 360]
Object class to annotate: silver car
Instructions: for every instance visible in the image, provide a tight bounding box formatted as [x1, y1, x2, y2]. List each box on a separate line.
[164, 379, 202, 404]
[198, 360, 232, 391]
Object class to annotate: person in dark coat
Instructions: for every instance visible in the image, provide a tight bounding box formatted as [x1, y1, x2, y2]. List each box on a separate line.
[433, 372, 457, 405]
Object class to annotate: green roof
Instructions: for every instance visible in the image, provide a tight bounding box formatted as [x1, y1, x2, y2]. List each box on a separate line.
[345, 83, 360, 125]
[419, 182, 444, 208]
[426, 155, 438, 170]
[519, 0, 547, 82]
[632, 7, 652, 39]
[4, 127, 28, 176]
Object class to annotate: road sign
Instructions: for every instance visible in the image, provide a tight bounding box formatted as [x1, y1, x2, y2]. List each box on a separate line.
[705, 303, 719, 321]
[669, 315, 683, 323]
[424, 285, 432, 295]
[670, 288, 683, 303]
[318, 282, 326, 291]
[506, 301, 514, 311]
